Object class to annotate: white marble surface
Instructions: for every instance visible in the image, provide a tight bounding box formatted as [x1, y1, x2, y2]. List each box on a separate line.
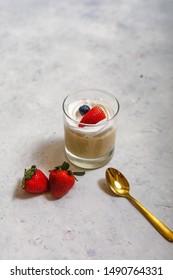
[0, 0, 173, 260]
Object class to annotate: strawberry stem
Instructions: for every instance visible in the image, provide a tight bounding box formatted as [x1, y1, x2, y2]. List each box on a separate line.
[54, 165, 61, 170]
[67, 170, 73, 175]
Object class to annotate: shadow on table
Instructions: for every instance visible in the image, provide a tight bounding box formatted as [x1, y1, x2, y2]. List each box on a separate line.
[98, 178, 115, 197]
[32, 137, 67, 170]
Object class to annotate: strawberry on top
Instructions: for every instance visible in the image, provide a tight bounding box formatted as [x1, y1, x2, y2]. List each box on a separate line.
[79, 106, 106, 127]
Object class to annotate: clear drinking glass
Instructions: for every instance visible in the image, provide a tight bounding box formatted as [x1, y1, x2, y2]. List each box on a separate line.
[62, 89, 120, 169]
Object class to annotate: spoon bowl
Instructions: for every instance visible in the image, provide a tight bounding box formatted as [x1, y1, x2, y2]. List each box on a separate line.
[106, 167, 173, 242]
[106, 168, 130, 196]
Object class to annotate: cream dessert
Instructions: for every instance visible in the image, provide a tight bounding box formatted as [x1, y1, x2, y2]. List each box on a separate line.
[63, 96, 118, 168]
[63, 90, 119, 168]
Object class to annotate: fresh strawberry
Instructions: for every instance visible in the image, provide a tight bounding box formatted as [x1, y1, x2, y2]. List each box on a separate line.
[49, 162, 85, 198]
[79, 106, 106, 127]
[22, 165, 49, 193]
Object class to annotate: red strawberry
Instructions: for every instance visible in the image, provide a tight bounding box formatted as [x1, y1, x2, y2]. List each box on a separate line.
[22, 165, 49, 193]
[49, 162, 85, 198]
[79, 106, 106, 127]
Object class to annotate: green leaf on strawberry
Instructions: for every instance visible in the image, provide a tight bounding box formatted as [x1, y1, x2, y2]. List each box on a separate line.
[22, 165, 37, 187]
[61, 161, 70, 170]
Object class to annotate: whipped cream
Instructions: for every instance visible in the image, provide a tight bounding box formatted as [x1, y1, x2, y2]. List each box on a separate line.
[64, 98, 115, 136]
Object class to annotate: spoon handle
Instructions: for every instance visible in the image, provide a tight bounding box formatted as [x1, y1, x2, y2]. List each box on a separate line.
[127, 194, 173, 242]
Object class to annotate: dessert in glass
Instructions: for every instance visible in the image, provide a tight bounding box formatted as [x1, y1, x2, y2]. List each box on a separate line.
[62, 89, 119, 169]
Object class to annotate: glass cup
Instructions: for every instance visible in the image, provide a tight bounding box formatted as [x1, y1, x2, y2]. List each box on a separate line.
[62, 89, 120, 169]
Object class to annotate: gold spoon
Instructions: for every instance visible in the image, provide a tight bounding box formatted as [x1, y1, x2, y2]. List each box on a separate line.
[106, 167, 173, 242]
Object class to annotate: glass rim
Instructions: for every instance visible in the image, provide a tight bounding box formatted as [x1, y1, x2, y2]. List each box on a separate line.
[62, 88, 120, 127]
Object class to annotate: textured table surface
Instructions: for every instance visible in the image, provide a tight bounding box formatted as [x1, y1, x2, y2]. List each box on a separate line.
[0, 0, 173, 259]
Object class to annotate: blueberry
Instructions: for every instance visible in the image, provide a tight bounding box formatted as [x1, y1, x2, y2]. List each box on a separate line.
[79, 105, 90, 115]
